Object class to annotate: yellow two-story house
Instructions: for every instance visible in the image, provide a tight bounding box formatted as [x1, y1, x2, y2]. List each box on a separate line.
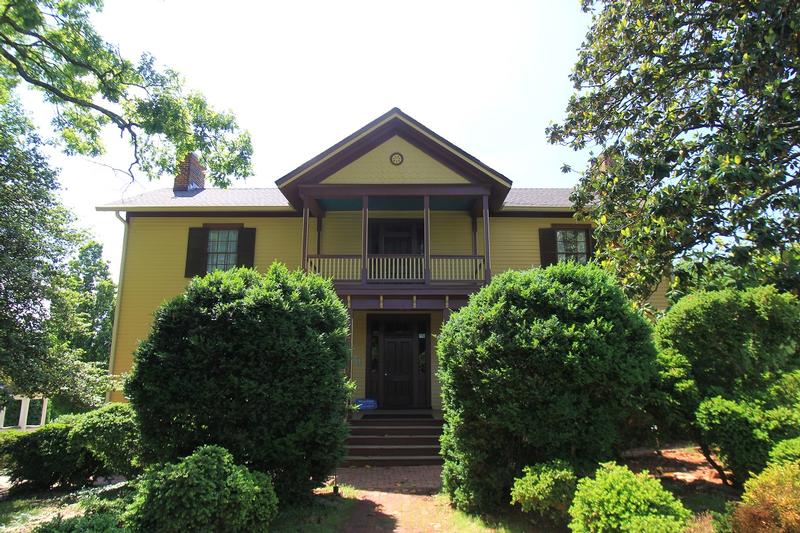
[100, 108, 667, 415]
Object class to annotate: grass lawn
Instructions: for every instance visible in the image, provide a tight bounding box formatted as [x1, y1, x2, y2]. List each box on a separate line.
[0, 488, 80, 532]
[271, 484, 359, 533]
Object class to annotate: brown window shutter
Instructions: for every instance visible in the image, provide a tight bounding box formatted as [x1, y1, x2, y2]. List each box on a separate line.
[237, 228, 256, 268]
[185, 227, 209, 277]
[587, 229, 596, 260]
[539, 228, 557, 267]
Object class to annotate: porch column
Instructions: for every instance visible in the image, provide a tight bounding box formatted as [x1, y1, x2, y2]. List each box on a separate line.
[424, 195, 431, 283]
[482, 195, 491, 281]
[361, 196, 369, 283]
[301, 201, 310, 271]
[18, 397, 29, 430]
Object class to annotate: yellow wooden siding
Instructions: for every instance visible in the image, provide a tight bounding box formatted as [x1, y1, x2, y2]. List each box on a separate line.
[110, 216, 304, 396]
[321, 135, 471, 185]
[320, 212, 361, 255]
[482, 216, 582, 273]
[430, 212, 473, 255]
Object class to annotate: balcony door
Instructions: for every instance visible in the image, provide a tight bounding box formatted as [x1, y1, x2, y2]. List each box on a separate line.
[368, 220, 424, 255]
[367, 315, 430, 409]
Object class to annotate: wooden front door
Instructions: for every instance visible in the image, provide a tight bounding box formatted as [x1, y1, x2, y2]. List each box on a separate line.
[366, 315, 430, 409]
[383, 334, 414, 407]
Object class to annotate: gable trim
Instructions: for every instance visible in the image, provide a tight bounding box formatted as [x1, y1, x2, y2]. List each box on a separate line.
[276, 108, 512, 189]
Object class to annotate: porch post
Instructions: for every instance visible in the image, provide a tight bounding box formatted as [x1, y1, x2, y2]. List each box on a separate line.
[18, 397, 29, 430]
[361, 196, 369, 283]
[424, 195, 431, 283]
[301, 202, 310, 271]
[482, 195, 491, 281]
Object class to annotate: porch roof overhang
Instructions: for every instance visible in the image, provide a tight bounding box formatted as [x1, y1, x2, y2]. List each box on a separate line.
[277, 108, 512, 214]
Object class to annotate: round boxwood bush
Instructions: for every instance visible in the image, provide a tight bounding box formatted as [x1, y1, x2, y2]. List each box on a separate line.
[125, 265, 350, 501]
[124, 445, 278, 533]
[655, 286, 800, 418]
[438, 262, 657, 513]
[568, 463, 690, 533]
[70, 403, 141, 477]
[510, 460, 577, 520]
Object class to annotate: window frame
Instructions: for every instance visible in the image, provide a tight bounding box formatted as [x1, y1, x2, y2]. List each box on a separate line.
[550, 224, 593, 265]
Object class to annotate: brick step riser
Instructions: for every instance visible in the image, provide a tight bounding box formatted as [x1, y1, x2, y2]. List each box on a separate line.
[348, 427, 443, 436]
[341, 457, 443, 467]
[346, 446, 440, 457]
[347, 436, 440, 446]
[350, 419, 443, 427]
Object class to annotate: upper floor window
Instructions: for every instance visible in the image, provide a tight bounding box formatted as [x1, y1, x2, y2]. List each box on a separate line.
[556, 229, 588, 263]
[207, 229, 239, 272]
[184, 226, 256, 278]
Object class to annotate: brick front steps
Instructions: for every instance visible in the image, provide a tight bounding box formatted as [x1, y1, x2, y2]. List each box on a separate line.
[343, 413, 443, 467]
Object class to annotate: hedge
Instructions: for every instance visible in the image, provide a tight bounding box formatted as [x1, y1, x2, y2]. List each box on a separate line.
[124, 445, 278, 533]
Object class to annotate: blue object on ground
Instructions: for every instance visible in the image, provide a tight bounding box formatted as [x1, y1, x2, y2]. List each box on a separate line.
[354, 398, 378, 410]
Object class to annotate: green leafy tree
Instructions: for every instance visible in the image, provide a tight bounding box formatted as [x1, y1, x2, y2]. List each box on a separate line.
[45, 241, 116, 413]
[0, 0, 252, 182]
[0, 99, 110, 406]
[48, 239, 115, 364]
[548, 0, 800, 299]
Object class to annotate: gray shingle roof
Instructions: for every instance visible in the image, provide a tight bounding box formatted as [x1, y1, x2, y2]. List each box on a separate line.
[503, 188, 573, 208]
[98, 186, 574, 211]
[97, 188, 291, 211]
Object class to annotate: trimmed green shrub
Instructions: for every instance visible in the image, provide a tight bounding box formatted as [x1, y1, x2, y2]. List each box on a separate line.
[123, 445, 278, 533]
[510, 460, 576, 519]
[34, 513, 125, 533]
[0, 422, 101, 488]
[0, 429, 25, 469]
[568, 463, 691, 533]
[125, 265, 351, 502]
[696, 397, 800, 485]
[695, 397, 773, 484]
[769, 437, 800, 465]
[70, 403, 141, 477]
[732, 461, 800, 532]
[655, 286, 800, 423]
[438, 262, 657, 513]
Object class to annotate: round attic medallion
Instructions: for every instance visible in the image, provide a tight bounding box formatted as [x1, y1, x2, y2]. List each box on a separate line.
[389, 152, 404, 166]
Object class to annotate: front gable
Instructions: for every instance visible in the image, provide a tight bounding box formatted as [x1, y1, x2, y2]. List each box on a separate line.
[276, 108, 512, 211]
[321, 135, 471, 185]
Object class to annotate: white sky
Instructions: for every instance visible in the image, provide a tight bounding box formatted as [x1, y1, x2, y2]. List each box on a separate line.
[21, 0, 592, 282]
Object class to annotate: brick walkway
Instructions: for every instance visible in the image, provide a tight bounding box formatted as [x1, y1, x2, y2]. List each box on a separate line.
[332, 466, 500, 532]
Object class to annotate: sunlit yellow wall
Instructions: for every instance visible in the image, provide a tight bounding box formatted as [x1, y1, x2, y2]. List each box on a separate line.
[321, 135, 470, 185]
[109, 215, 304, 400]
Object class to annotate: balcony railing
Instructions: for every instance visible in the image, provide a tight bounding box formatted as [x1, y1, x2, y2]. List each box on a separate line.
[431, 255, 485, 282]
[307, 254, 485, 283]
[307, 255, 362, 281]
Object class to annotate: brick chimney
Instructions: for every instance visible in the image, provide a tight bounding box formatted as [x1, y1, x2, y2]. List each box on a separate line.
[174, 153, 205, 191]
